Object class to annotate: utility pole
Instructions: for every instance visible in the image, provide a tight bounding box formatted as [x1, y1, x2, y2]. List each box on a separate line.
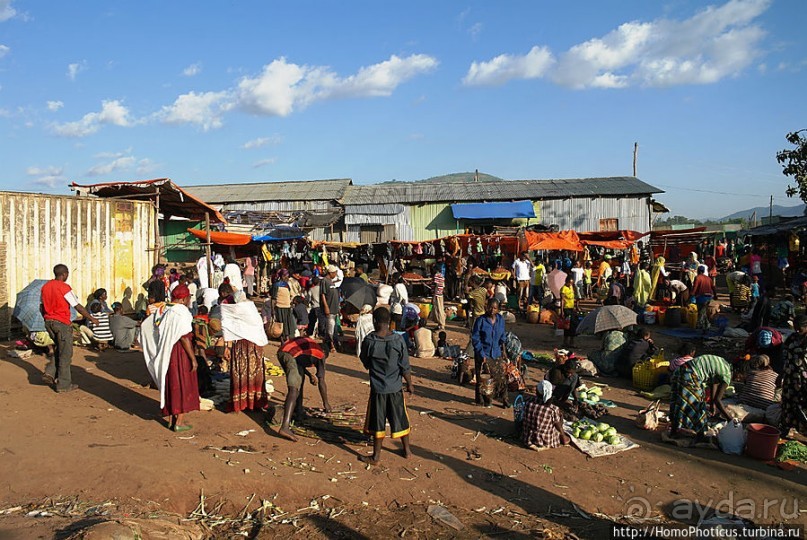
[633, 142, 638, 177]
[769, 195, 774, 225]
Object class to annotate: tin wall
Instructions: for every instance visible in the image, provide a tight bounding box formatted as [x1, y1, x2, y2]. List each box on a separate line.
[0, 192, 157, 337]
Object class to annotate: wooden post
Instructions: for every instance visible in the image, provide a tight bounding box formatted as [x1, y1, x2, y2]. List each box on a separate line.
[205, 212, 213, 287]
[633, 142, 638, 177]
[154, 187, 162, 265]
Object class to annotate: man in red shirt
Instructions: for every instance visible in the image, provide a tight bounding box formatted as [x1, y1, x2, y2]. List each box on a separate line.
[41, 264, 97, 392]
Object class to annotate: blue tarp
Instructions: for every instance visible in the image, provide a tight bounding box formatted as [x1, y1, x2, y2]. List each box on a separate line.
[451, 200, 536, 220]
[252, 233, 306, 242]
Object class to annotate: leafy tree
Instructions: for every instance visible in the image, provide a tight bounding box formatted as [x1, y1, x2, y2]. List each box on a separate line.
[778, 130, 807, 204]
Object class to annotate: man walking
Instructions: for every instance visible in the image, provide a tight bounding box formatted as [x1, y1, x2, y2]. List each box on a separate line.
[41, 264, 98, 392]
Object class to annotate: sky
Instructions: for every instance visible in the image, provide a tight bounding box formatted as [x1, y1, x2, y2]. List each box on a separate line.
[0, 0, 805, 219]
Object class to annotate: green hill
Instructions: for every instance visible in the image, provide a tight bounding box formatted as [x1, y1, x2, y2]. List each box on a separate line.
[379, 172, 503, 184]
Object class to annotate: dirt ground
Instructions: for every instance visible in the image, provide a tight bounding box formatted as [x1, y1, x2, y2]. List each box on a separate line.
[0, 301, 805, 539]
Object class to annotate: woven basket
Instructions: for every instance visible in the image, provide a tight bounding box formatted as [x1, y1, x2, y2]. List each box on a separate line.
[632, 361, 658, 391]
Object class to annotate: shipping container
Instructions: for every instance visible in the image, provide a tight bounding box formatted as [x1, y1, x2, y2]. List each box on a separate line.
[0, 192, 157, 338]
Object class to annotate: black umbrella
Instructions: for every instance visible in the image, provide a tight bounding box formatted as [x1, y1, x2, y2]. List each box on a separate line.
[341, 277, 376, 311]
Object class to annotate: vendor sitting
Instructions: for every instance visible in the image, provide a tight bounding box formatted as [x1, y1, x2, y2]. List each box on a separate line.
[413, 318, 435, 358]
[737, 354, 779, 410]
[589, 329, 628, 376]
[547, 359, 582, 405]
[521, 380, 570, 450]
[743, 327, 784, 375]
[670, 354, 732, 440]
[769, 295, 796, 328]
[616, 328, 656, 378]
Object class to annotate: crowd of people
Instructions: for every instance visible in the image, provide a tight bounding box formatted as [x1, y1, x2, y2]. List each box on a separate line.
[32, 230, 807, 460]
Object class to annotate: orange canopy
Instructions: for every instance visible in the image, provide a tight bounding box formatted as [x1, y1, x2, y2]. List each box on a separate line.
[187, 228, 253, 246]
[524, 230, 583, 252]
[578, 230, 648, 250]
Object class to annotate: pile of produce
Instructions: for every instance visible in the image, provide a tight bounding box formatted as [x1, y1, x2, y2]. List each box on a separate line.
[777, 440, 807, 463]
[570, 420, 621, 445]
[577, 385, 603, 403]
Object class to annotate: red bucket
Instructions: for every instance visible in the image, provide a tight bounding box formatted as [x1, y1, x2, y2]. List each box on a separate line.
[744, 423, 781, 461]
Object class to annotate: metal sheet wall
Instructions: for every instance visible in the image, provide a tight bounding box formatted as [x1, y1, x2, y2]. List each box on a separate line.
[409, 203, 458, 240]
[538, 196, 651, 232]
[219, 201, 335, 212]
[0, 192, 157, 337]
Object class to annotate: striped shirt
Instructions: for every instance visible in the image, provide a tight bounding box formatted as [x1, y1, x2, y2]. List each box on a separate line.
[738, 369, 778, 409]
[432, 272, 445, 296]
[89, 312, 113, 342]
[690, 355, 732, 386]
[279, 337, 325, 366]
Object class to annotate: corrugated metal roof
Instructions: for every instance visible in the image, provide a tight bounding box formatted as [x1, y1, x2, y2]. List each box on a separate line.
[342, 177, 661, 205]
[185, 178, 352, 204]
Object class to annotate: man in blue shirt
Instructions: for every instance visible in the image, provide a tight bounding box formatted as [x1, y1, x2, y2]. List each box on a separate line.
[471, 298, 507, 408]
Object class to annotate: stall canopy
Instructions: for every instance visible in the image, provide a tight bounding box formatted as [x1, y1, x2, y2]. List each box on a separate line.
[524, 230, 583, 252]
[451, 200, 535, 220]
[187, 228, 252, 246]
[742, 216, 807, 237]
[579, 230, 648, 250]
[71, 178, 226, 223]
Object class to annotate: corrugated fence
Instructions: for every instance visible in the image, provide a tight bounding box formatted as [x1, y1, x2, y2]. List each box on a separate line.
[0, 192, 157, 338]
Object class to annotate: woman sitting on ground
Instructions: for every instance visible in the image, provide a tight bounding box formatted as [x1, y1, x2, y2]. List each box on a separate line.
[737, 354, 779, 410]
[522, 380, 571, 450]
[589, 329, 628, 376]
[616, 328, 656, 378]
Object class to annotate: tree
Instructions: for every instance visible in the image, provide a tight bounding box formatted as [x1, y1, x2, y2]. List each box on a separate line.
[778, 130, 807, 205]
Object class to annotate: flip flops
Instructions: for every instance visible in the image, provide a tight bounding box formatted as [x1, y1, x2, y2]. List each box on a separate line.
[171, 425, 192, 432]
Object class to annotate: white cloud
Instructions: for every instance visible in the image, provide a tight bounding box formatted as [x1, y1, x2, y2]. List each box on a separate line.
[252, 158, 276, 168]
[0, 44, 9, 58]
[468, 22, 483, 41]
[26, 165, 65, 188]
[243, 135, 283, 149]
[87, 156, 136, 176]
[67, 61, 87, 81]
[0, 0, 16, 22]
[86, 150, 155, 177]
[51, 99, 131, 137]
[464, 0, 771, 88]
[158, 90, 233, 131]
[237, 54, 438, 116]
[182, 62, 202, 77]
[46, 100, 63, 111]
[157, 53, 437, 129]
[463, 46, 554, 86]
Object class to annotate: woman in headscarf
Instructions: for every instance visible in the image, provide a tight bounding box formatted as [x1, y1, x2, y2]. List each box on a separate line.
[221, 292, 269, 413]
[648, 256, 667, 301]
[271, 269, 295, 343]
[141, 284, 199, 432]
[780, 315, 807, 438]
[633, 262, 652, 307]
[354, 304, 375, 357]
[669, 354, 732, 440]
[521, 380, 570, 450]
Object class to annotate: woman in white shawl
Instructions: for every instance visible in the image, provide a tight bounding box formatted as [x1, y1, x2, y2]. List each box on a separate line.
[141, 284, 199, 432]
[354, 304, 375, 357]
[220, 292, 269, 412]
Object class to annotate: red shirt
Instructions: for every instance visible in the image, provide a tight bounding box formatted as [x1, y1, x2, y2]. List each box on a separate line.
[41, 279, 77, 325]
[690, 274, 715, 298]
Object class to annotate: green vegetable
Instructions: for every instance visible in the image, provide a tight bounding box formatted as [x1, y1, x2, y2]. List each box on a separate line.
[581, 430, 593, 440]
[589, 395, 600, 403]
[597, 423, 610, 432]
[572, 428, 581, 438]
[592, 432, 604, 443]
[777, 440, 807, 463]
[606, 435, 620, 445]
[605, 427, 617, 437]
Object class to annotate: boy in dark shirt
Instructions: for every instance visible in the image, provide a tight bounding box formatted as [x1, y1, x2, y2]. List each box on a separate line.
[359, 307, 414, 465]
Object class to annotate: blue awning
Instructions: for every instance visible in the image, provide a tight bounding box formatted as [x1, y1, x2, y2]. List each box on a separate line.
[451, 200, 536, 220]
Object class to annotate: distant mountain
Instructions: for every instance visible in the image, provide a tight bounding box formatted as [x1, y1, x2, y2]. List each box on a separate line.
[719, 203, 805, 222]
[379, 172, 503, 184]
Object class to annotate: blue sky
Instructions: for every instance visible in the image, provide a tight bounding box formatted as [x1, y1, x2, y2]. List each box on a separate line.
[0, 0, 805, 219]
